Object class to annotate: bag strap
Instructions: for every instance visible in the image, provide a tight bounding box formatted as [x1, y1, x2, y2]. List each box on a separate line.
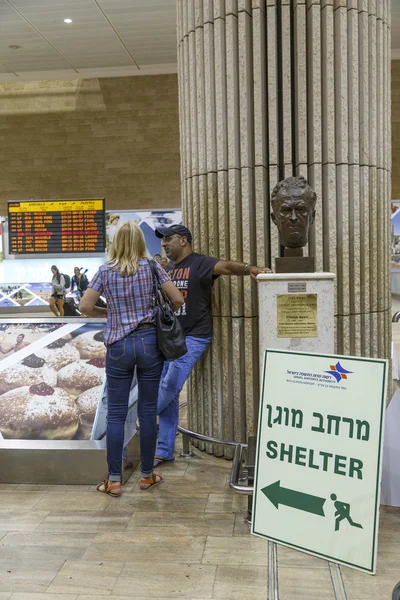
[148, 260, 160, 305]
[149, 260, 170, 306]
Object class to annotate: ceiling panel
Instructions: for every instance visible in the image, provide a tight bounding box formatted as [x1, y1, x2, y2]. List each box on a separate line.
[99, 0, 176, 66]
[4, 0, 138, 71]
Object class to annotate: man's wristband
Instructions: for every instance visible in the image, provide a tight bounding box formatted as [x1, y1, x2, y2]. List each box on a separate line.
[243, 263, 252, 273]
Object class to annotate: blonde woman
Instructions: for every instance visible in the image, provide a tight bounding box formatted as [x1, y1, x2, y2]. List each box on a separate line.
[80, 221, 184, 496]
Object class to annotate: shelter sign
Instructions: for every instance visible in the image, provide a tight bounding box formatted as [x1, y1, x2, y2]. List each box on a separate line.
[251, 350, 387, 574]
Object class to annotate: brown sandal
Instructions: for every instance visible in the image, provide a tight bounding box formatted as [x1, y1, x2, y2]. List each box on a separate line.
[140, 473, 163, 490]
[96, 479, 121, 497]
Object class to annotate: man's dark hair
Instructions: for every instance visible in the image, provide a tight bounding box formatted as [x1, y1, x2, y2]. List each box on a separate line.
[271, 176, 317, 210]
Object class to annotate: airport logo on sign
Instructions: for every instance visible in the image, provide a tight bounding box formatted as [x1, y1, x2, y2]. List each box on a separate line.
[324, 362, 353, 383]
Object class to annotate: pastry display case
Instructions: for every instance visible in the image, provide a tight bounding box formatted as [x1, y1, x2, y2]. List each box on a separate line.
[0, 318, 139, 484]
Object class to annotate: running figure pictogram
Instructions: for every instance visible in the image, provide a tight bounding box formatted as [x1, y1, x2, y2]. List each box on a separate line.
[330, 493, 363, 532]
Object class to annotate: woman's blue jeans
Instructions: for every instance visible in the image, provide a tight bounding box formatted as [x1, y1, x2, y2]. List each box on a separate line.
[106, 327, 163, 479]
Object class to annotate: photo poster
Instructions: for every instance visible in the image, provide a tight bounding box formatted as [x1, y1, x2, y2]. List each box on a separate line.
[0, 322, 107, 441]
[0, 282, 53, 308]
[392, 201, 400, 294]
[106, 209, 182, 257]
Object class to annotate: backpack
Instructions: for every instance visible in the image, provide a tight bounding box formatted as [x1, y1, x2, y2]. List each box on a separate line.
[79, 273, 88, 291]
[62, 274, 71, 289]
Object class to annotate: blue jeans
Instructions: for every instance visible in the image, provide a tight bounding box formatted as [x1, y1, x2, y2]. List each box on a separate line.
[156, 335, 211, 460]
[106, 327, 163, 478]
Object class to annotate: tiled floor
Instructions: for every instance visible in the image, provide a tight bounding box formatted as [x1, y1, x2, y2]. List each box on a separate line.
[0, 307, 400, 599]
[0, 435, 399, 599]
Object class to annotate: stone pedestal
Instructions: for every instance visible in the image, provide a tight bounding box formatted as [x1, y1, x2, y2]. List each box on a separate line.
[257, 273, 335, 368]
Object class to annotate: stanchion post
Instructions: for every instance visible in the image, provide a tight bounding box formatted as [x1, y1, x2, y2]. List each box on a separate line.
[393, 582, 400, 600]
[180, 433, 192, 457]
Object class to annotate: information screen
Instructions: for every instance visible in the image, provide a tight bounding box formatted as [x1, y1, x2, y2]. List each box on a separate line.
[8, 199, 105, 255]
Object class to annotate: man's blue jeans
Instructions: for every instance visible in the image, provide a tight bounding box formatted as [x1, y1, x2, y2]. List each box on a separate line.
[156, 335, 211, 461]
[106, 327, 163, 478]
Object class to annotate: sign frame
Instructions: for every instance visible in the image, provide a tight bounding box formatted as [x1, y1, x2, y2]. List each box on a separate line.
[251, 348, 387, 574]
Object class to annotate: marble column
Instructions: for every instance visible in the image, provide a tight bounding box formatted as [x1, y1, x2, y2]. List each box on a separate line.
[177, 0, 391, 456]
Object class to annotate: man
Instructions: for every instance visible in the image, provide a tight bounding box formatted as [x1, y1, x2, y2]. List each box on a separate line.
[270, 176, 316, 249]
[0, 333, 30, 354]
[160, 257, 168, 269]
[153, 224, 270, 465]
[153, 254, 162, 264]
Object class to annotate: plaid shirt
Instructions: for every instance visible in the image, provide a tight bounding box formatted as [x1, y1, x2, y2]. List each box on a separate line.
[89, 259, 169, 345]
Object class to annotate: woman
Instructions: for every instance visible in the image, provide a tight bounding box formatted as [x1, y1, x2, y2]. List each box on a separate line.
[49, 265, 66, 317]
[79, 221, 184, 496]
[107, 213, 120, 244]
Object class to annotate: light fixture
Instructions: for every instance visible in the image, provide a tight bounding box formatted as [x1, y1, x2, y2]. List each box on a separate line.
[8, 45, 21, 50]
[63, 18, 72, 23]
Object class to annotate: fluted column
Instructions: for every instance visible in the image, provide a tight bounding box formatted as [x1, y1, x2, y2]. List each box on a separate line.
[177, 0, 391, 456]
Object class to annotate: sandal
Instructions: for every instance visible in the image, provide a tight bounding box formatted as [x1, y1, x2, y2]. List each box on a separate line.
[140, 473, 163, 490]
[153, 455, 175, 467]
[96, 479, 121, 497]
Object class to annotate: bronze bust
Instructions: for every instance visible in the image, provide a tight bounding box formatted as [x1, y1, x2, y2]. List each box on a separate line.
[271, 176, 317, 272]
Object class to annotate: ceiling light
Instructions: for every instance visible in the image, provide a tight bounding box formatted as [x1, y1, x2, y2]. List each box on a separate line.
[8, 45, 21, 50]
[64, 18, 72, 24]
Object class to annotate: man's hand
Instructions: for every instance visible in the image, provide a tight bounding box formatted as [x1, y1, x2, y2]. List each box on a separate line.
[214, 260, 272, 279]
[248, 266, 272, 281]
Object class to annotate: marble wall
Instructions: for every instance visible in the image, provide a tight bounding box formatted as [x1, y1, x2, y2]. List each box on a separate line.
[393, 60, 400, 199]
[0, 75, 180, 213]
[177, 0, 391, 454]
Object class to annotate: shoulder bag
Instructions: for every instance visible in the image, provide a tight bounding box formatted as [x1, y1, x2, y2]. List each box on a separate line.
[149, 260, 187, 361]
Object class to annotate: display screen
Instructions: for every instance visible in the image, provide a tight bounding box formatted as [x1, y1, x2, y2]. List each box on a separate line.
[8, 199, 105, 255]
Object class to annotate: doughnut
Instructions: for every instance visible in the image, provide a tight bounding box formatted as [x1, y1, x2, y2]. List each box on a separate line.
[57, 358, 105, 397]
[70, 330, 105, 360]
[0, 383, 79, 440]
[0, 364, 57, 395]
[74, 384, 103, 439]
[36, 343, 80, 371]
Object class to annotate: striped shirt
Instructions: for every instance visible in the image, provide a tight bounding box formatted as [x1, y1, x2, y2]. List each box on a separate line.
[88, 259, 169, 345]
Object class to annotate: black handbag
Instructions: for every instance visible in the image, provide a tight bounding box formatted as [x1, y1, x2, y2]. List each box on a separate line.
[149, 260, 187, 361]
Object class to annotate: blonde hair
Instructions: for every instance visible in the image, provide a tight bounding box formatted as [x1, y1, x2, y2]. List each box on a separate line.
[109, 213, 120, 224]
[107, 221, 147, 276]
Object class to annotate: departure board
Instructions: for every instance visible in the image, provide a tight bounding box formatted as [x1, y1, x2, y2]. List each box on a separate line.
[8, 199, 105, 255]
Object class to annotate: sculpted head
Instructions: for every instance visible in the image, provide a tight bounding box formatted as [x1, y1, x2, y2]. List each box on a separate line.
[271, 176, 317, 249]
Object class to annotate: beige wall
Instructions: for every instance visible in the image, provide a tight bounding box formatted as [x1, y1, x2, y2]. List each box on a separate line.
[393, 61, 400, 199]
[0, 74, 180, 214]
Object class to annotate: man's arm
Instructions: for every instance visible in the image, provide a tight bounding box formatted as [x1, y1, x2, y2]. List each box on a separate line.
[213, 260, 271, 281]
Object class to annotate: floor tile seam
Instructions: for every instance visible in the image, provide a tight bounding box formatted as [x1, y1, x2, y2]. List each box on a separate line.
[109, 560, 128, 596]
[89, 531, 208, 543]
[43, 556, 68, 594]
[210, 562, 221, 599]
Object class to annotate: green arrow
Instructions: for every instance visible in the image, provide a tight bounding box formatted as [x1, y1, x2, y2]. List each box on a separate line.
[261, 480, 326, 516]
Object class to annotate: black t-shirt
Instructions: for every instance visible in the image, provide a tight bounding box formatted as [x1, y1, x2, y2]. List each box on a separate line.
[166, 253, 219, 337]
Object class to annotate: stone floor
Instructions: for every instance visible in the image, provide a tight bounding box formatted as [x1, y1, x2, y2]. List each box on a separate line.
[0, 433, 399, 599]
[0, 310, 399, 598]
